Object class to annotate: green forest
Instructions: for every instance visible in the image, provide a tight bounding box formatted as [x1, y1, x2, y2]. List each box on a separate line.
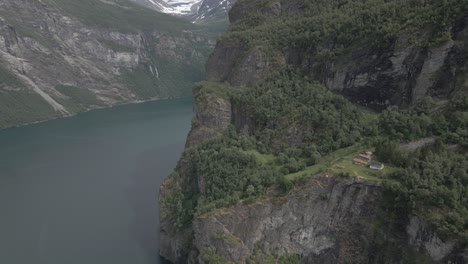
[160, 2, 468, 260]
[162, 70, 468, 241]
[226, 0, 468, 59]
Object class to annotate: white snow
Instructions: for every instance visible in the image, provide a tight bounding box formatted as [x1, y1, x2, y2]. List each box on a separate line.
[147, 0, 202, 15]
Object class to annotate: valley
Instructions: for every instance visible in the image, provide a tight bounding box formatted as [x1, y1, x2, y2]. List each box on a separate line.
[0, 0, 467, 263]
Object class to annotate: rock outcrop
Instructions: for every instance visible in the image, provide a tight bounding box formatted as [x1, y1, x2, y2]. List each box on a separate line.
[206, 1, 468, 109]
[407, 216, 457, 262]
[195, 177, 466, 264]
[162, 174, 467, 263]
[193, 176, 384, 263]
[185, 84, 232, 148]
[159, 0, 468, 263]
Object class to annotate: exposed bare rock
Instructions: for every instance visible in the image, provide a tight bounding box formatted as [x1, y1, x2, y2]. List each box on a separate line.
[193, 176, 384, 263]
[208, 1, 468, 110]
[0, 0, 212, 128]
[407, 216, 458, 262]
[186, 89, 231, 148]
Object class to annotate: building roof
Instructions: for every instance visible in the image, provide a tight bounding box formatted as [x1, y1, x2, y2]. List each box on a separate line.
[370, 163, 384, 169]
[353, 158, 369, 165]
[359, 154, 372, 160]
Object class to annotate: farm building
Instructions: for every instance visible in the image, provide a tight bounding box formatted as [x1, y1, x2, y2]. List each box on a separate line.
[353, 158, 369, 166]
[359, 153, 372, 161]
[370, 163, 384, 170]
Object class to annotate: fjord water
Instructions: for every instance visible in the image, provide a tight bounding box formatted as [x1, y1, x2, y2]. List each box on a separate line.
[0, 98, 192, 264]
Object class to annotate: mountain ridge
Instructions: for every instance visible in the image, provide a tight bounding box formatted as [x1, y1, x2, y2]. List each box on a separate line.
[129, 0, 236, 22]
[0, 0, 216, 129]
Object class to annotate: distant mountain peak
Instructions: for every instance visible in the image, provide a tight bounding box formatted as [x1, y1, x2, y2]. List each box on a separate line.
[130, 0, 235, 21]
[129, 0, 201, 15]
[155, 0, 202, 15]
[194, 0, 235, 21]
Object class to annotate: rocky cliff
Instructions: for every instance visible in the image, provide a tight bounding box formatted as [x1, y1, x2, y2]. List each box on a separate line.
[192, 176, 384, 263]
[192, 176, 466, 264]
[159, 0, 468, 263]
[161, 168, 467, 263]
[206, 0, 468, 109]
[160, 81, 467, 263]
[185, 82, 232, 148]
[0, 0, 213, 128]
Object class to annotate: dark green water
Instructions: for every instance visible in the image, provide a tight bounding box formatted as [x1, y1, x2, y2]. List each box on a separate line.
[0, 98, 193, 264]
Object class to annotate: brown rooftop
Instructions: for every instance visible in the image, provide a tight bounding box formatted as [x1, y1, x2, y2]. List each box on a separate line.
[353, 158, 369, 165]
[359, 154, 372, 160]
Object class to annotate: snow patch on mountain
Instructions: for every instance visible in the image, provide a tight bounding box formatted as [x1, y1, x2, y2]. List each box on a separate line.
[194, 0, 235, 21]
[148, 0, 202, 15]
[130, 0, 235, 21]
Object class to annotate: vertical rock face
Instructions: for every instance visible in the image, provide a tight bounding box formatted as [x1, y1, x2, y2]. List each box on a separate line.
[315, 30, 466, 109]
[206, 1, 468, 109]
[185, 87, 232, 148]
[162, 174, 467, 263]
[407, 216, 458, 262]
[193, 177, 384, 264]
[0, 0, 212, 128]
[205, 40, 247, 83]
[162, 175, 466, 263]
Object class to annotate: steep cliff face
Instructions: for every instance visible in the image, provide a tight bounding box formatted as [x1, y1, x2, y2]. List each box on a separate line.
[313, 23, 467, 108]
[160, 0, 468, 263]
[185, 86, 231, 148]
[160, 81, 467, 263]
[193, 176, 383, 263]
[206, 0, 468, 109]
[162, 171, 467, 263]
[192, 176, 465, 264]
[0, 0, 213, 128]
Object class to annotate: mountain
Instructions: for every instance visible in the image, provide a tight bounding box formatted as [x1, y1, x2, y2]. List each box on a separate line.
[130, 0, 236, 22]
[159, 0, 468, 263]
[207, 0, 468, 110]
[129, 0, 201, 15]
[194, 0, 236, 22]
[0, 0, 214, 128]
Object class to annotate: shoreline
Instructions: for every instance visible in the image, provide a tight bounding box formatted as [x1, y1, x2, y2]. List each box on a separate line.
[0, 96, 191, 132]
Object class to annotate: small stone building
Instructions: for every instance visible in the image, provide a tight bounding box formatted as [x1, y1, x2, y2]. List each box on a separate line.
[370, 163, 384, 170]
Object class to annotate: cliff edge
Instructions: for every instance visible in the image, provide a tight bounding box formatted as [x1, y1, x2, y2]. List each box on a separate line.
[159, 0, 468, 263]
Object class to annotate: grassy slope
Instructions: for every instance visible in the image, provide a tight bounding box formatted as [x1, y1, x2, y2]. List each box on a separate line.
[285, 145, 398, 182]
[53, 85, 106, 113]
[244, 145, 397, 183]
[0, 91, 59, 128]
[0, 65, 58, 128]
